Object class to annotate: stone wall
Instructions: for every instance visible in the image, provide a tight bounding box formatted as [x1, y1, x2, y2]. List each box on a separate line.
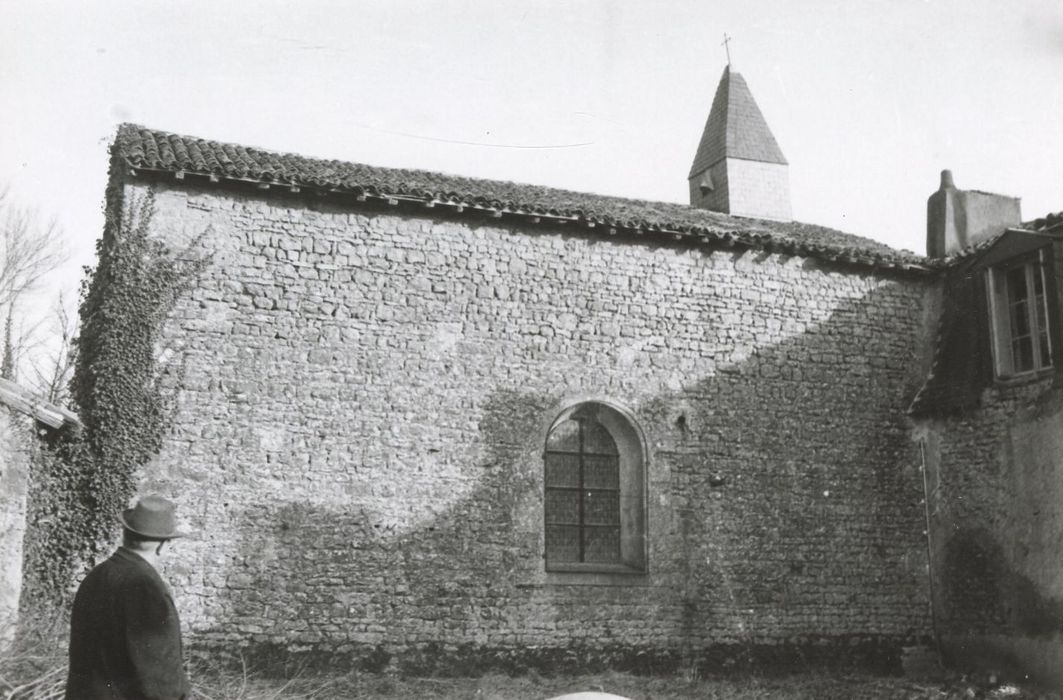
[0, 408, 31, 647]
[918, 379, 1063, 687]
[118, 180, 934, 672]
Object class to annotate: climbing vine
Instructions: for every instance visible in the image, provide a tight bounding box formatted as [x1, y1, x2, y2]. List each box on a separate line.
[22, 186, 208, 606]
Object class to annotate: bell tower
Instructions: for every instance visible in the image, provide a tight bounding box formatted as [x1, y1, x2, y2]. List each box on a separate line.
[688, 65, 791, 222]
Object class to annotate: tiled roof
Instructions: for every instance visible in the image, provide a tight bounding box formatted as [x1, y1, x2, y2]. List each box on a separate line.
[112, 124, 930, 272]
[907, 259, 994, 417]
[936, 213, 1063, 266]
[1024, 212, 1063, 233]
[688, 66, 788, 177]
[935, 232, 1005, 265]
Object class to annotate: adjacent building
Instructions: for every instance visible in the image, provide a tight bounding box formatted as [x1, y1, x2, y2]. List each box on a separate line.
[912, 175, 1063, 686]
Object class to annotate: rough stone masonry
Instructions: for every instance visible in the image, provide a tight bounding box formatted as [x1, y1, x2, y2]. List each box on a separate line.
[0, 408, 31, 647]
[108, 177, 938, 672]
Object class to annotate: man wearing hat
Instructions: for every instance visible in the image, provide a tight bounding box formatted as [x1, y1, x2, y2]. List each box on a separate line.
[65, 495, 191, 700]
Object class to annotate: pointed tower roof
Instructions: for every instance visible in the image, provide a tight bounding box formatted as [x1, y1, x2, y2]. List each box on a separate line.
[688, 66, 788, 178]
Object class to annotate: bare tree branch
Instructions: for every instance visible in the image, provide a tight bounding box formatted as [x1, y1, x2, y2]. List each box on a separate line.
[0, 184, 68, 312]
[0, 183, 71, 390]
[26, 291, 79, 405]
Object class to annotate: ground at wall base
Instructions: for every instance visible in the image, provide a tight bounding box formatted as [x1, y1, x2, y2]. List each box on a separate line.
[4, 620, 1058, 699]
[185, 635, 930, 677]
[187, 669, 1060, 700]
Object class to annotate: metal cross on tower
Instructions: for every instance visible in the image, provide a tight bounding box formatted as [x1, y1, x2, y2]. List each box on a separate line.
[721, 33, 733, 65]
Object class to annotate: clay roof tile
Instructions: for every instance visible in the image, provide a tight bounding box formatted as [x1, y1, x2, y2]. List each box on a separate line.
[111, 123, 928, 270]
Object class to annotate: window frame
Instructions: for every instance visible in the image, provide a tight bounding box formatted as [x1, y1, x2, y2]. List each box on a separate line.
[542, 401, 647, 575]
[986, 249, 1054, 380]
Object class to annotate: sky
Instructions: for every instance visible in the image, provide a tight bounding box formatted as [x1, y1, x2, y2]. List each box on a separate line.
[1, 0, 1062, 326]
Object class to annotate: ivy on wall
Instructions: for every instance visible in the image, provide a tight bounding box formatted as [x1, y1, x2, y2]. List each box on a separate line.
[22, 186, 208, 606]
[20, 439, 92, 607]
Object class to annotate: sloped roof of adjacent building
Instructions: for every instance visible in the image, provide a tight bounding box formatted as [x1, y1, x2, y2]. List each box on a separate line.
[1025, 212, 1063, 233]
[0, 378, 82, 431]
[688, 66, 788, 178]
[909, 217, 1063, 416]
[929, 213, 1063, 267]
[111, 124, 930, 272]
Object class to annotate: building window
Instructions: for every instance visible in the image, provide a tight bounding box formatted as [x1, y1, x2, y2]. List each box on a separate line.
[988, 252, 1053, 378]
[543, 401, 646, 572]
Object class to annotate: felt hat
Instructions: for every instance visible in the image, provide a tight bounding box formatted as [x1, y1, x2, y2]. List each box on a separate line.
[120, 495, 185, 540]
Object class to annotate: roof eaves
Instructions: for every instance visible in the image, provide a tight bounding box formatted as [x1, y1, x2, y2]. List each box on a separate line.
[127, 162, 935, 275]
[935, 226, 1063, 270]
[113, 124, 934, 275]
[1023, 211, 1063, 233]
[933, 232, 1006, 268]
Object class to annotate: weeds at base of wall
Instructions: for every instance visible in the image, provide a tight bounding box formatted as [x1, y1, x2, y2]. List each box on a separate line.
[186, 635, 926, 679]
[19, 186, 209, 609]
[0, 617, 1036, 699]
[0, 616, 1051, 700]
[0, 611, 69, 699]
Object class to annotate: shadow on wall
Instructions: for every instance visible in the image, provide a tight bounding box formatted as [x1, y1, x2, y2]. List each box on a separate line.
[189, 262, 933, 676]
[942, 527, 1063, 639]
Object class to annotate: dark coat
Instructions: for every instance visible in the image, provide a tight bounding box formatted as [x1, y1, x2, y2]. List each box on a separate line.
[65, 547, 191, 700]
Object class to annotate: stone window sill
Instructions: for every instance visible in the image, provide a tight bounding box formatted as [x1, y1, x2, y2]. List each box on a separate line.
[514, 562, 649, 587]
[545, 562, 645, 575]
[993, 366, 1054, 387]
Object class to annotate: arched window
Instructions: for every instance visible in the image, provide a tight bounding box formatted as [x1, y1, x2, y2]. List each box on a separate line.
[543, 402, 646, 572]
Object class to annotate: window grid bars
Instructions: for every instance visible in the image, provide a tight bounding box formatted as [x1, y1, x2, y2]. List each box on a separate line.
[988, 251, 1054, 378]
[544, 417, 621, 564]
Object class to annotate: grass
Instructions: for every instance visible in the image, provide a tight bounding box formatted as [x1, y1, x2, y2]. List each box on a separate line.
[3, 620, 1059, 699]
[185, 668, 1061, 700]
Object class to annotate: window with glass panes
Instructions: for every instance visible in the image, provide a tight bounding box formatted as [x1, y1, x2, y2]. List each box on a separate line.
[544, 412, 621, 565]
[988, 254, 1053, 377]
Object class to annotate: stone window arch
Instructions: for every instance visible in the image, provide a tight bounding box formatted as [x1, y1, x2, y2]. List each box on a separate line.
[543, 401, 646, 573]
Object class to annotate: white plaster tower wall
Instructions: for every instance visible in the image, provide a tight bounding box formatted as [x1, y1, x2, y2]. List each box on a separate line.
[724, 159, 792, 221]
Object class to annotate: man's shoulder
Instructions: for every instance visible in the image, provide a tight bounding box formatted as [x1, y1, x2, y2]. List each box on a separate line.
[82, 549, 159, 587]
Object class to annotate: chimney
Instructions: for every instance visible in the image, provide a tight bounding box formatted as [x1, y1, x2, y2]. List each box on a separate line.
[926, 170, 1021, 258]
[688, 66, 791, 221]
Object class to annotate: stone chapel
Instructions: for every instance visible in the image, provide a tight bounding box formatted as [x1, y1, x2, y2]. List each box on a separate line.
[63, 65, 1063, 682]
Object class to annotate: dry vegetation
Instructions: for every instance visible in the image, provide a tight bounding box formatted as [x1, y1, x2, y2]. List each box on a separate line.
[2, 620, 1058, 700]
[183, 669, 1060, 700]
